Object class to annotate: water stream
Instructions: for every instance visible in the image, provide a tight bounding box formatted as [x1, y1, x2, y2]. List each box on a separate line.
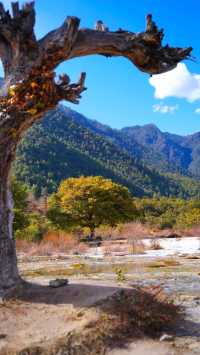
[86, 237, 200, 258]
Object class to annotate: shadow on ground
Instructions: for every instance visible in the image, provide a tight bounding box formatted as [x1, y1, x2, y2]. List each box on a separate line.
[15, 281, 200, 337]
[1, 281, 200, 354]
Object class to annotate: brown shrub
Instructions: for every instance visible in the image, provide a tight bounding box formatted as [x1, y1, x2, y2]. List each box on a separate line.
[97, 285, 181, 341]
[149, 239, 163, 250]
[183, 224, 200, 237]
[96, 222, 150, 241]
[42, 231, 78, 251]
[148, 258, 180, 268]
[102, 239, 146, 256]
[16, 230, 82, 256]
[128, 240, 146, 254]
[16, 239, 35, 253]
[74, 242, 89, 255]
[102, 241, 129, 256]
[114, 222, 150, 240]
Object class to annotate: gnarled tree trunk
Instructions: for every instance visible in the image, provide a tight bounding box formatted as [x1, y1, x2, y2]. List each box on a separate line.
[0, 170, 19, 295]
[0, 2, 192, 296]
[0, 111, 20, 294]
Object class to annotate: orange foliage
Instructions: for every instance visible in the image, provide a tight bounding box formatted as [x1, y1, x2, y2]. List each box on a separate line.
[16, 231, 80, 256]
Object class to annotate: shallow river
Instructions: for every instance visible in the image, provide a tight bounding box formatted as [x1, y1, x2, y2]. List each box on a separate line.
[86, 237, 200, 258]
[143, 236, 200, 257]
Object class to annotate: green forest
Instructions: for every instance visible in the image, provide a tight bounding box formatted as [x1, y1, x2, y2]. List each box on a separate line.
[14, 106, 200, 199]
[13, 176, 200, 243]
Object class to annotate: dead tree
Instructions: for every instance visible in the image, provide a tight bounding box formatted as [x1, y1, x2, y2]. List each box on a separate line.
[0, 2, 192, 296]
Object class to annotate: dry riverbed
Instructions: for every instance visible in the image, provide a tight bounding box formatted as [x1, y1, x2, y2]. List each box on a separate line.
[1, 245, 200, 354]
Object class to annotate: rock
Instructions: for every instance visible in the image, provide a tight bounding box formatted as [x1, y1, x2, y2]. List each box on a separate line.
[49, 279, 69, 288]
[160, 333, 174, 342]
[166, 233, 181, 239]
[76, 310, 85, 318]
[194, 296, 200, 304]
[179, 253, 189, 258]
[186, 256, 200, 260]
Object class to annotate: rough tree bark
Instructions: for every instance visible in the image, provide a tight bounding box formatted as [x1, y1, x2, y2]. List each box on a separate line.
[0, 2, 192, 296]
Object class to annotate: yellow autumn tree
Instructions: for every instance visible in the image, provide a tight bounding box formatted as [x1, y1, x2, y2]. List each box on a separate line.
[48, 176, 136, 237]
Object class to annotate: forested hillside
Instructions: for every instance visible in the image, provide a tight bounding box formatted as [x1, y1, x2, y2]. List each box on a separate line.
[121, 124, 200, 178]
[14, 106, 200, 198]
[60, 107, 200, 178]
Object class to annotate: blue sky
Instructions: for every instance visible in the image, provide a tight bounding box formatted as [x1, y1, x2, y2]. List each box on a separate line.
[3, 0, 200, 135]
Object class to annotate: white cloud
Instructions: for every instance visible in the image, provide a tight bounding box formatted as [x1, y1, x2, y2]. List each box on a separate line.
[153, 102, 178, 114]
[149, 63, 200, 102]
[195, 108, 200, 114]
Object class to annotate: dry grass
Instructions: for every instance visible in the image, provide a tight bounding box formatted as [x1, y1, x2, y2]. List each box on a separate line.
[16, 231, 90, 256]
[102, 241, 128, 256]
[128, 240, 146, 254]
[16, 239, 36, 253]
[163, 258, 181, 267]
[149, 239, 163, 250]
[102, 239, 146, 256]
[183, 225, 200, 237]
[2, 284, 180, 355]
[150, 228, 175, 237]
[97, 222, 150, 241]
[95, 285, 181, 344]
[147, 258, 181, 269]
[147, 261, 167, 268]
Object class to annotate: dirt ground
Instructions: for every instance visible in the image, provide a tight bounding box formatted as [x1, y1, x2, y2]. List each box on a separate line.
[108, 340, 174, 355]
[0, 280, 178, 355]
[0, 281, 120, 354]
[1, 254, 200, 354]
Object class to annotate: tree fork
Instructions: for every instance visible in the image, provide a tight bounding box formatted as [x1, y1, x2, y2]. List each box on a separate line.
[0, 1, 192, 295]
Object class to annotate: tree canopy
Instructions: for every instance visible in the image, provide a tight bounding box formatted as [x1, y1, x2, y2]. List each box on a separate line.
[48, 176, 136, 235]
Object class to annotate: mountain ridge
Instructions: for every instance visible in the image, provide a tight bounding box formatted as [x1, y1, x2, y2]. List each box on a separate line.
[14, 105, 200, 199]
[62, 106, 200, 178]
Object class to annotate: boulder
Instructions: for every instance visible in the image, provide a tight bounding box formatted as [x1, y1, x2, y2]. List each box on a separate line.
[49, 279, 69, 288]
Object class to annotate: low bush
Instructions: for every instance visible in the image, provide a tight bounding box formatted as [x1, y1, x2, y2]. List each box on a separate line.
[95, 285, 181, 345]
[149, 239, 163, 250]
[16, 230, 84, 256]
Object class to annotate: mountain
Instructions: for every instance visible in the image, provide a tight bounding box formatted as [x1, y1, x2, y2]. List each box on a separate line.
[61, 108, 171, 172]
[14, 106, 200, 199]
[63, 108, 200, 177]
[121, 124, 200, 178]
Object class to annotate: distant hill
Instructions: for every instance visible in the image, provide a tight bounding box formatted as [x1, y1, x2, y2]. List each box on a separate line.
[14, 106, 200, 198]
[64, 107, 200, 178]
[121, 124, 200, 178]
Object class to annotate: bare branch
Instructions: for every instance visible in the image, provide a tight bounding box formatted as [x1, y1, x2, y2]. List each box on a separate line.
[0, 1, 37, 82]
[11, 2, 20, 18]
[39, 15, 192, 75]
[38, 16, 80, 69]
[69, 28, 192, 75]
[0, 3, 5, 18]
[56, 72, 87, 104]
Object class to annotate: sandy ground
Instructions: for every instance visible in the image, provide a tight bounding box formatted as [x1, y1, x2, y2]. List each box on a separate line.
[1, 252, 200, 354]
[0, 280, 178, 355]
[108, 340, 174, 355]
[0, 281, 120, 353]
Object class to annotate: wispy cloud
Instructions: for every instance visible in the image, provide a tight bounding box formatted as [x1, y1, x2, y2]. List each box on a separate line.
[153, 102, 178, 114]
[149, 63, 200, 102]
[195, 108, 200, 114]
